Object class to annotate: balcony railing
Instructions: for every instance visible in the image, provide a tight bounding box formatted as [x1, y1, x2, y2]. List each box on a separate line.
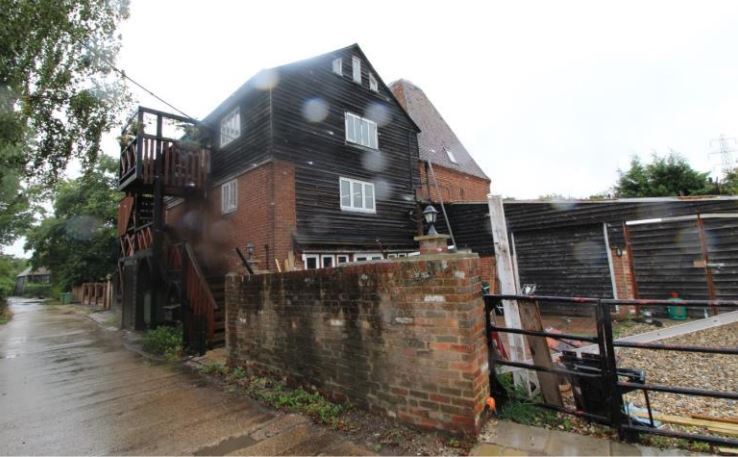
[118, 107, 210, 194]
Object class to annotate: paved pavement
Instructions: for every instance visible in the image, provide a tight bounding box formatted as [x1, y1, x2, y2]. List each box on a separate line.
[471, 420, 697, 456]
[0, 298, 369, 456]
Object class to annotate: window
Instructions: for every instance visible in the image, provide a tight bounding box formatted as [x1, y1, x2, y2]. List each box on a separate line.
[220, 107, 240, 147]
[352, 56, 361, 83]
[332, 57, 342, 75]
[369, 73, 378, 92]
[345, 112, 378, 149]
[336, 255, 350, 264]
[354, 253, 382, 262]
[340, 177, 375, 213]
[221, 180, 237, 214]
[321, 255, 335, 269]
[444, 146, 457, 164]
[303, 254, 319, 270]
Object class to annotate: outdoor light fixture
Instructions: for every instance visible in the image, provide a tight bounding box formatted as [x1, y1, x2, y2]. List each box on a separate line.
[423, 205, 439, 235]
[246, 242, 255, 259]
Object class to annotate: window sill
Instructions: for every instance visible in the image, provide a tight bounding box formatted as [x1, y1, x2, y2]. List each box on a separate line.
[340, 206, 376, 215]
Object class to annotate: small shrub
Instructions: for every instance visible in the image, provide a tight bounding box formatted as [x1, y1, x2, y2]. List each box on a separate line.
[496, 372, 560, 426]
[199, 362, 226, 376]
[142, 325, 183, 360]
[228, 366, 247, 381]
[22, 283, 52, 298]
[0, 300, 11, 325]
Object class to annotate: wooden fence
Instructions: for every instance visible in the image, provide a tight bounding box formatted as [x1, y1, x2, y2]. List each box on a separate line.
[72, 281, 114, 309]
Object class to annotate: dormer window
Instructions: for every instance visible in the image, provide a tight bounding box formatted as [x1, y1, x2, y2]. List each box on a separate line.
[332, 57, 342, 75]
[444, 146, 458, 164]
[369, 73, 378, 92]
[352, 56, 361, 83]
[220, 107, 240, 147]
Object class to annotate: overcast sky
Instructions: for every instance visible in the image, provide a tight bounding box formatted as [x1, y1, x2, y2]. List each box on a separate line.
[6, 0, 738, 257]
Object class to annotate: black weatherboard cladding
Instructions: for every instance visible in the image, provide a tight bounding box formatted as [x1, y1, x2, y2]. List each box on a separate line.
[628, 216, 738, 301]
[199, 44, 420, 251]
[441, 199, 738, 305]
[513, 225, 611, 316]
[271, 46, 420, 250]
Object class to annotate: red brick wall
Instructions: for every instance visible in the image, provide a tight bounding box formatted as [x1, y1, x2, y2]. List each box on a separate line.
[417, 163, 490, 202]
[165, 159, 297, 274]
[226, 253, 490, 434]
[478, 255, 497, 292]
[610, 247, 637, 316]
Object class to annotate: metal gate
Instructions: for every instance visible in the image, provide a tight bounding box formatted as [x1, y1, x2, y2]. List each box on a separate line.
[484, 294, 738, 447]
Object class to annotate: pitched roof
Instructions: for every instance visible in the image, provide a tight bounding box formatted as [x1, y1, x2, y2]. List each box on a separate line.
[17, 266, 50, 278]
[202, 44, 419, 132]
[389, 79, 489, 180]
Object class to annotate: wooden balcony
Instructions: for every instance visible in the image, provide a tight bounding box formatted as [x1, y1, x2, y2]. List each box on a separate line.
[118, 107, 210, 196]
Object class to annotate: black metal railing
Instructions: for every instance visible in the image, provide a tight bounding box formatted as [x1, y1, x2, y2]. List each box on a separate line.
[484, 294, 738, 447]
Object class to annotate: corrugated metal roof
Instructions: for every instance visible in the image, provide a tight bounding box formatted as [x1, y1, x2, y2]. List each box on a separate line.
[16, 266, 50, 278]
[389, 79, 489, 180]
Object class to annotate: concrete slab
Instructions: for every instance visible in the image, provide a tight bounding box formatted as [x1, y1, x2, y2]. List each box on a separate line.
[473, 420, 698, 456]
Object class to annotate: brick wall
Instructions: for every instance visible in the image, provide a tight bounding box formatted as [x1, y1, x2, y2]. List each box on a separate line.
[226, 253, 490, 433]
[165, 159, 297, 274]
[610, 247, 637, 316]
[417, 163, 490, 202]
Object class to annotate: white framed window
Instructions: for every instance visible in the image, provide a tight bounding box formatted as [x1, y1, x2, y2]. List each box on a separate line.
[369, 73, 378, 92]
[387, 253, 398, 259]
[332, 58, 342, 76]
[444, 146, 457, 164]
[336, 254, 350, 264]
[321, 255, 335, 269]
[220, 107, 241, 147]
[221, 179, 237, 214]
[340, 177, 375, 213]
[352, 56, 361, 83]
[344, 112, 378, 149]
[303, 254, 319, 270]
[354, 253, 383, 262]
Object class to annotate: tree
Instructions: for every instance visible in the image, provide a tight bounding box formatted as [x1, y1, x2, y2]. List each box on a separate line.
[0, 0, 129, 244]
[0, 254, 26, 302]
[614, 153, 713, 198]
[720, 168, 738, 195]
[25, 156, 121, 289]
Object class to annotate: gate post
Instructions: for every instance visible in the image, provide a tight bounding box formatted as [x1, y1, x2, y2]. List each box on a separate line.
[595, 300, 627, 438]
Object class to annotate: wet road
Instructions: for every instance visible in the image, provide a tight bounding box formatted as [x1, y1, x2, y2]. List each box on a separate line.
[0, 299, 367, 455]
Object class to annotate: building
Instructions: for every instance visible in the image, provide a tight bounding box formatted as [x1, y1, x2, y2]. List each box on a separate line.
[117, 44, 433, 349]
[14, 267, 51, 295]
[441, 197, 738, 316]
[389, 79, 490, 203]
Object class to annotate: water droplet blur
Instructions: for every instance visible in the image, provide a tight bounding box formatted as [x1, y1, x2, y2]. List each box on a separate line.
[573, 240, 604, 265]
[65, 215, 100, 241]
[373, 179, 394, 200]
[365, 102, 391, 126]
[209, 220, 230, 244]
[362, 149, 387, 172]
[550, 201, 577, 212]
[253, 68, 279, 90]
[302, 98, 329, 123]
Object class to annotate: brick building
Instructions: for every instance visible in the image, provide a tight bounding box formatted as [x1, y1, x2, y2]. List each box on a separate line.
[389, 79, 491, 203]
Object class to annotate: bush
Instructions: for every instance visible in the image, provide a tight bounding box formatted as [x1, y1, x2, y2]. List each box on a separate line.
[21, 283, 52, 298]
[0, 300, 11, 325]
[142, 325, 183, 360]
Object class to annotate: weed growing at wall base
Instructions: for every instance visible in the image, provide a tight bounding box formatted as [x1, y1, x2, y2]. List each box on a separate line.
[142, 325, 183, 361]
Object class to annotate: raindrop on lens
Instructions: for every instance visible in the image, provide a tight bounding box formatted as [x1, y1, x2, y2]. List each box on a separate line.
[302, 98, 329, 123]
[365, 102, 391, 126]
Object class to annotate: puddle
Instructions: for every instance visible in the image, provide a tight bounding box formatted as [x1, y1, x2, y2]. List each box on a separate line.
[193, 433, 257, 456]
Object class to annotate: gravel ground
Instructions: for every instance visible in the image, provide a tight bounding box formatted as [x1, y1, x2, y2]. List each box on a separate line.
[617, 322, 738, 419]
[613, 317, 691, 339]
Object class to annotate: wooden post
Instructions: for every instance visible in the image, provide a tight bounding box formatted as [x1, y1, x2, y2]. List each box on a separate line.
[487, 195, 534, 393]
[518, 299, 563, 406]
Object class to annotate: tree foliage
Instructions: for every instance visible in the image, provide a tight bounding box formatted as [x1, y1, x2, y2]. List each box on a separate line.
[0, 254, 26, 301]
[25, 156, 121, 289]
[0, 0, 129, 243]
[614, 153, 714, 198]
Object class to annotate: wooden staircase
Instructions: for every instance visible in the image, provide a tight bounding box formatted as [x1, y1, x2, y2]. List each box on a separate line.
[207, 276, 226, 347]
